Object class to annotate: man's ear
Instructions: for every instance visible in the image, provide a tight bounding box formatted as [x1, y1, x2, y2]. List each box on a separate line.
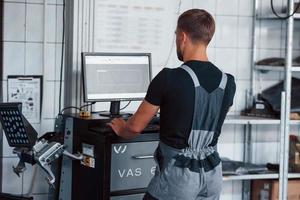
[181, 31, 188, 45]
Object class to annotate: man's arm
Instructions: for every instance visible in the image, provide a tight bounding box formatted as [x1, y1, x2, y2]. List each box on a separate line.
[107, 100, 159, 139]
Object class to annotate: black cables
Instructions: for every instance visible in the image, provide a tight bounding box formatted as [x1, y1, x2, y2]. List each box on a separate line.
[270, 0, 300, 19]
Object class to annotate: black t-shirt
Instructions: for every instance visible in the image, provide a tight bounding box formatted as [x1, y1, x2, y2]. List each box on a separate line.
[145, 60, 236, 149]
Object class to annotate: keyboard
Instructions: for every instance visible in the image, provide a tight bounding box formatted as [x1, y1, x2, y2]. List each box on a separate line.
[91, 116, 160, 134]
[94, 124, 159, 133]
[143, 124, 159, 132]
[92, 126, 114, 134]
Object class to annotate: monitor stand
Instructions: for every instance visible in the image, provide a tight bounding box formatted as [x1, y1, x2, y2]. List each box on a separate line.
[99, 101, 132, 118]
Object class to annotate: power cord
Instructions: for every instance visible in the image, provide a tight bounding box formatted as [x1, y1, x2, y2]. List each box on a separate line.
[120, 101, 131, 110]
[162, 0, 182, 67]
[59, 102, 96, 115]
[80, 102, 96, 110]
[270, 0, 300, 19]
[58, 0, 65, 112]
[59, 106, 81, 114]
[95, 101, 132, 115]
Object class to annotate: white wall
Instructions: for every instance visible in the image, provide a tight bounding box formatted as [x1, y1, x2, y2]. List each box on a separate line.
[2, 0, 300, 200]
[2, 0, 64, 199]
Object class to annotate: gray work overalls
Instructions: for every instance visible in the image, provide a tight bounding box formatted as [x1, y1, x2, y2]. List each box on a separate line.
[147, 65, 227, 200]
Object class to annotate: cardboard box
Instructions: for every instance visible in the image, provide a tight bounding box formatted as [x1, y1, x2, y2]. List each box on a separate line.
[251, 179, 300, 200]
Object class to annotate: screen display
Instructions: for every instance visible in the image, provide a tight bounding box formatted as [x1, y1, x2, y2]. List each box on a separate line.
[83, 54, 151, 102]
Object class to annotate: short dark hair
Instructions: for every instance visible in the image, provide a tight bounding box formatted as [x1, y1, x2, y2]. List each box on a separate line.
[177, 9, 215, 45]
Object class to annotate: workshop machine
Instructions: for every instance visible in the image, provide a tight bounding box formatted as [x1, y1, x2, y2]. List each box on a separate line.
[0, 103, 83, 188]
[0, 102, 160, 200]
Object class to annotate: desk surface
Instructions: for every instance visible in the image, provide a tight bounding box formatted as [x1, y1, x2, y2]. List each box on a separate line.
[64, 113, 160, 142]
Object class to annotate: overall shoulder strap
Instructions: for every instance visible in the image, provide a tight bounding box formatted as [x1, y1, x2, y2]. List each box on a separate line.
[180, 65, 200, 87]
[218, 73, 228, 90]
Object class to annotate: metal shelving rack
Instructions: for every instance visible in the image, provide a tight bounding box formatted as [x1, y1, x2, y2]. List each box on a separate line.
[220, 114, 300, 185]
[249, 0, 299, 199]
[216, 0, 300, 199]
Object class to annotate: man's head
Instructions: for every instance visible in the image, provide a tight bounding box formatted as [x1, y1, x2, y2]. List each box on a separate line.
[176, 9, 215, 61]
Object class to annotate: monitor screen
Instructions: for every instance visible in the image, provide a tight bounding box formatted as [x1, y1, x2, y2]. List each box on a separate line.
[82, 53, 151, 102]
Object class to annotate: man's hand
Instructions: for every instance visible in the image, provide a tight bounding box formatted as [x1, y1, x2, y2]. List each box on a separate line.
[107, 118, 127, 136]
[107, 100, 159, 139]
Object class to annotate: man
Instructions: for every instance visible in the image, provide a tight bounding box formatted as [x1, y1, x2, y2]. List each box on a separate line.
[108, 9, 236, 200]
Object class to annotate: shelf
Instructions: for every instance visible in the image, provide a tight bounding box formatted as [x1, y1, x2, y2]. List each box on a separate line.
[223, 173, 300, 181]
[292, 66, 300, 71]
[224, 115, 279, 124]
[287, 173, 300, 178]
[224, 115, 300, 125]
[289, 120, 300, 125]
[255, 65, 300, 72]
[223, 173, 278, 181]
[257, 13, 300, 20]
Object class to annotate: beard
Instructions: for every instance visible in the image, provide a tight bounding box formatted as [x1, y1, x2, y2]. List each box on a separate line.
[176, 49, 183, 61]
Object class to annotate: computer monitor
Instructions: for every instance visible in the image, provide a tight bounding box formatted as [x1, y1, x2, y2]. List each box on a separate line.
[82, 52, 152, 117]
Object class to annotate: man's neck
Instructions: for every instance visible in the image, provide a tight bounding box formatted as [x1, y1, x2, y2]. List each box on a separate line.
[183, 44, 209, 62]
[183, 54, 208, 62]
